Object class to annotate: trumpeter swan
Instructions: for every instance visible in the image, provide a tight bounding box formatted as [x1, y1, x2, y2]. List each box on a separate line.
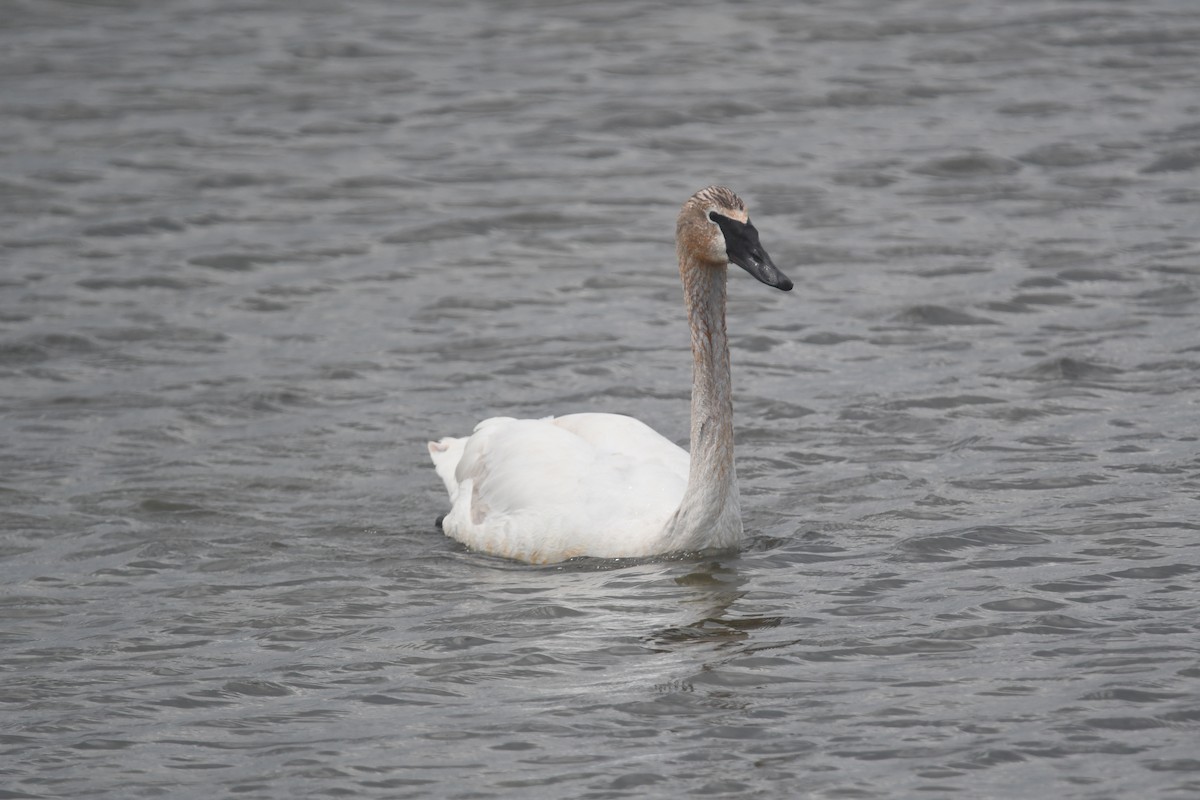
[428, 186, 792, 563]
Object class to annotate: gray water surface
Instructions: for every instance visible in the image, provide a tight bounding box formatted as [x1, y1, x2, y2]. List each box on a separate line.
[2, 1, 1199, 798]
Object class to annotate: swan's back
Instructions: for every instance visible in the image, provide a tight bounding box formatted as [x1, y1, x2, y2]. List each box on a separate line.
[429, 414, 689, 563]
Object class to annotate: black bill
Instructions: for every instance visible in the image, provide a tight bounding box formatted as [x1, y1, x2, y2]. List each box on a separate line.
[709, 211, 793, 291]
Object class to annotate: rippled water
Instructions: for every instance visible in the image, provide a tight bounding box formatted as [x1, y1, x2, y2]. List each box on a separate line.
[3, 1, 1199, 797]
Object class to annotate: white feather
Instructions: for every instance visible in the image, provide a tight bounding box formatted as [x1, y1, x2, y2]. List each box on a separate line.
[429, 413, 689, 563]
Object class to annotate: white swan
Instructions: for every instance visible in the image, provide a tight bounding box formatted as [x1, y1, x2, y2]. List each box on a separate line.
[427, 186, 792, 563]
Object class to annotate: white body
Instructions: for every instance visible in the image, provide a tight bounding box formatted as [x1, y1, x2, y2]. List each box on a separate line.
[429, 413, 696, 563]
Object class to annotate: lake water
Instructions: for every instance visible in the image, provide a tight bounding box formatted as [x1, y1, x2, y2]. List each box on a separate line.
[2, 1, 1199, 797]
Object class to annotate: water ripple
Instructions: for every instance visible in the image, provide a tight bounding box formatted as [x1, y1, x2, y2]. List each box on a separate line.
[2, 1, 1199, 798]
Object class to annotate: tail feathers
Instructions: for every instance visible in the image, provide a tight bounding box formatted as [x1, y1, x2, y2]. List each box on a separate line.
[427, 437, 467, 498]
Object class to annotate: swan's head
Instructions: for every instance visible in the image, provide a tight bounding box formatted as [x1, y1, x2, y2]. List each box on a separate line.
[678, 186, 793, 291]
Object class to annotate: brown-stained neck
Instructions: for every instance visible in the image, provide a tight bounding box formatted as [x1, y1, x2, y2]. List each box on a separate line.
[666, 250, 741, 547]
[682, 255, 734, 484]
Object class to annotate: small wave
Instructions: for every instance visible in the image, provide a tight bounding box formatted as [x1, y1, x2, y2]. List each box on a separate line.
[83, 217, 186, 237]
[1141, 147, 1200, 174]
[891, 305, 997, 326]
[1018, 357, 1123, 381]
[911, 153, 1023, 178]
[1018, 143, 1116, 168]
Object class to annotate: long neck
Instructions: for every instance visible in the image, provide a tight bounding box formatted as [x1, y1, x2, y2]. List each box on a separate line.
[662, 255, 743, 550]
